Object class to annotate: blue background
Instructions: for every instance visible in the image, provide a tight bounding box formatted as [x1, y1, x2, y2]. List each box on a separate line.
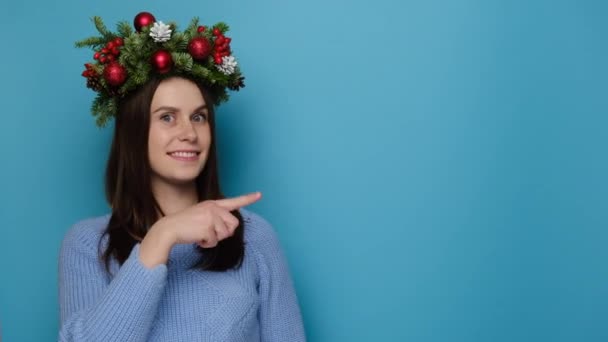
[1, 0, 607, 341]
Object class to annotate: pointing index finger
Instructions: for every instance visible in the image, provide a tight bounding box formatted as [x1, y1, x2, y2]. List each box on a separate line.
[214, 192, 262, 211]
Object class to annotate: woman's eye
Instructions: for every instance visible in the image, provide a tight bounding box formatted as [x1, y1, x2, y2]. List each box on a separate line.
[192, 113, 207, 123]
[160, 114, 174, 122]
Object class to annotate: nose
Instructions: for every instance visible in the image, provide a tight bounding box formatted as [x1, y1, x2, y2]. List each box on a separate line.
[177, 119, 197, 142]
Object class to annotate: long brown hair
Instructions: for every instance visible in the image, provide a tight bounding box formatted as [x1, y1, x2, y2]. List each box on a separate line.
[101, 75, 245, 272]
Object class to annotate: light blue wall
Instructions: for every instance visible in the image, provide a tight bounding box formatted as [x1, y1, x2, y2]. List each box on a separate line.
[1, 0, 607, 341]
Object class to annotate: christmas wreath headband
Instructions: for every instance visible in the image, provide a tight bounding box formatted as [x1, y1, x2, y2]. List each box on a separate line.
[76, 12, 245, 127]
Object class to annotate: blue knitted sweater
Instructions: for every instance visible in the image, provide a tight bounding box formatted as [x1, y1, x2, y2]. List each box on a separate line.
[58, 209, 306, 341]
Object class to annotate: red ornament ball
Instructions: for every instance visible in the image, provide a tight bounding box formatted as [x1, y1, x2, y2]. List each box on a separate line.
[188, 37, 212, 60]
[103, 62, 127, 86]
[134, 12, 156, 32]
[151, 50, 173, 73]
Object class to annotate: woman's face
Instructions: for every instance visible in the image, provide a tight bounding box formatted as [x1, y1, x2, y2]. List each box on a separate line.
[148, 77, 211, 187]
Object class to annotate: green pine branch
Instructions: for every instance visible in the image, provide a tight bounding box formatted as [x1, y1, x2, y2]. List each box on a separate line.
[75, 36, 107, 48]
[92, 16, 115, 39]
[212, 22, 230, 34]
[187, 17, 200, 31]
[191, 64, 212, 79]
[172, 52, 194, 71]
[116, 21, 133, 37]
[91, 64, 104, 75]
[165, 32, 187, 51]
[167, 21, 178, 32]
[212, 88, 229, 104]
[185, 17, 200, 37]
[92, 95, 113, 127]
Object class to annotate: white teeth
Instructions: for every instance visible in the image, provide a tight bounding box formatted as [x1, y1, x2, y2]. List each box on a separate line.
[170, 152, 197, 157]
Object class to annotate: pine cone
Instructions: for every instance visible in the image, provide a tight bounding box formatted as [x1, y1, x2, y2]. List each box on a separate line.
[106, 86, 121, 97]
[88, 76, 121, 97]
[150, 21, 172, 42]
[86, 77, 103, 92]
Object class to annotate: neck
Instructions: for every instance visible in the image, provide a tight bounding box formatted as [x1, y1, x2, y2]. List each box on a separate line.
[151, 178, 199, 216]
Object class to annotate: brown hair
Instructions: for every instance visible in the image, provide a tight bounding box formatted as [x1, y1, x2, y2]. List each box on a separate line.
[101, 75, 244, 272]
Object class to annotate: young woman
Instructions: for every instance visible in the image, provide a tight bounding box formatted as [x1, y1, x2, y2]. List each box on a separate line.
[59, 12, 305, 341]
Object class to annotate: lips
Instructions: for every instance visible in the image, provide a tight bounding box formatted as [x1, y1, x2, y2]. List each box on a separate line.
[167, 151, 200, 161]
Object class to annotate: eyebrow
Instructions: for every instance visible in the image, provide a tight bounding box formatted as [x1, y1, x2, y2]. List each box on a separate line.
[152, 104, 208, 114]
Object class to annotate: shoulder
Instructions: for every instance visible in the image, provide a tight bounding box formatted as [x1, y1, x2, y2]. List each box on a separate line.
[61, 214, 111, 255]
[239, 208, 279, 244]
[239, 208, 284, 256]
[239, 209, 295, 282]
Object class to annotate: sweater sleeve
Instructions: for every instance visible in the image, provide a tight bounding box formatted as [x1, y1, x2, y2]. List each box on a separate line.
[58, 220, 168, 342]
[247, 213, 306, 342]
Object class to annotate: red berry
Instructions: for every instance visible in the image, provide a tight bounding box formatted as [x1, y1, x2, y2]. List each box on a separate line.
[107, 42, 115, 50]
[213, 28, 221, 36]
[100, 56, 107, 63]
[114, 37, 124, 46]
[107, 55, 115, 62]
[197, 26, 206, 33]
[101, 48, 109, 54]
[225, 37, 231, 44]
[221, 51, 230, 57]
[94, 52, 100, 60]
[215, 37, 225, 45]
[214, 56, 222, 64]
[112, 47, 120, 55]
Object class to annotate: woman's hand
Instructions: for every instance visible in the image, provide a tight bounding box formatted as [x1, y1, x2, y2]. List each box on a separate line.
[139, 192, 261, 268]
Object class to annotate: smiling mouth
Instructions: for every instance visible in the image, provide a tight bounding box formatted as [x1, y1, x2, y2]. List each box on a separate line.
[167, 151, 200, 161]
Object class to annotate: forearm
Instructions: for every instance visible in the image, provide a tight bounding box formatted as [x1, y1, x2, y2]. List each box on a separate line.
[59, 244, 167, 342]
[139, 219, 175, 268]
